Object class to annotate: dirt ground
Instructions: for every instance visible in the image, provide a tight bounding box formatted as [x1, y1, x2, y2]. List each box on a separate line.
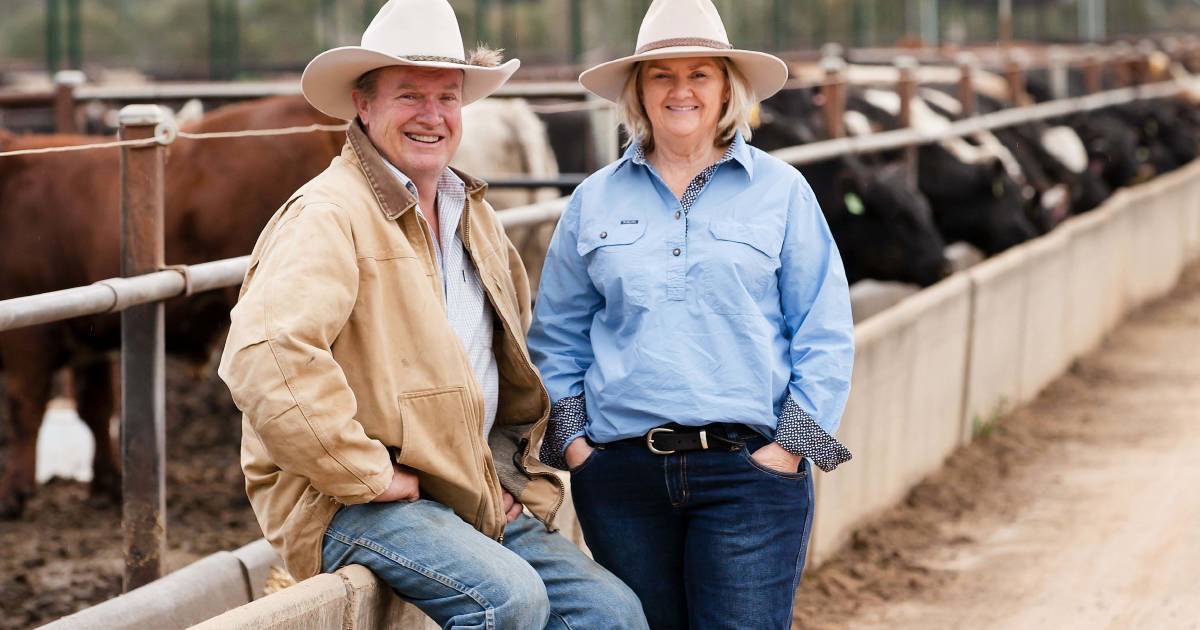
[793, 261, 1200, 630]
[0, 360, 260, 630]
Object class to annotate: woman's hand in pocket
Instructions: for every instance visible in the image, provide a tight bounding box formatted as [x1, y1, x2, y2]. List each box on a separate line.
[564, 437, 595, 471]
[750, 442, 801, 474]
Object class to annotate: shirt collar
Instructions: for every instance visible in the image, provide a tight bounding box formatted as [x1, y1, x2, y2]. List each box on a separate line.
[382, 159, 464, 200]
[617, 131, 753, 180]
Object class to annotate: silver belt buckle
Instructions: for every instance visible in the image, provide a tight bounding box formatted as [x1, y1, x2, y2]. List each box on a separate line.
[646, 427, 676, 455]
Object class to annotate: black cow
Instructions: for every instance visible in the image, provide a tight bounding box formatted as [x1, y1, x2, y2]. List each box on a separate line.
[753, 89, 948, 287]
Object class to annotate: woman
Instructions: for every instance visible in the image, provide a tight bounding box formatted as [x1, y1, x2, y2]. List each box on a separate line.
[528, 0, 854, 627]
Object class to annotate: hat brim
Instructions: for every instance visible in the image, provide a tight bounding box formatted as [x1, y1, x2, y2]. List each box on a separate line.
[579, 47, 788, 103]
[302, 46, 520, 120]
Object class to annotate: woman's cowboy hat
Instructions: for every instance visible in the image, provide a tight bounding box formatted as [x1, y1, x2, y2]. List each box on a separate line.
[301, 0, 519, 120]
[579, 0, 788, 103]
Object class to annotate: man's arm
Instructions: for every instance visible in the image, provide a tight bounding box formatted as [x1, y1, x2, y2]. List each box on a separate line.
[219, 201, 393, 504]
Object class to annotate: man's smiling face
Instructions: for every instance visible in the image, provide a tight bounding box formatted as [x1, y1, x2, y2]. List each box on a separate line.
[352, 65, 464, 182]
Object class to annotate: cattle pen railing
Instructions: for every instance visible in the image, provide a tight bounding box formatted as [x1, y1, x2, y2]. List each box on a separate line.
[3, 71, 1198, 625]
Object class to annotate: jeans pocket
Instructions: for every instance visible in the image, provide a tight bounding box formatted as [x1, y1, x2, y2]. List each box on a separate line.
[568, 446, 603, 476]
[739, 447, 807, 481]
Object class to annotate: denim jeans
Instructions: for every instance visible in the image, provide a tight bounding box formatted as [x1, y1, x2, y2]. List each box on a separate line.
[322, 499, 648, 630]
[570, 429, 815, 630]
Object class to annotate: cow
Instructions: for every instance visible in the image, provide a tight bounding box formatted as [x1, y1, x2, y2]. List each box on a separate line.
[0, 94, 561, 517]
[752, 88, 949, 287]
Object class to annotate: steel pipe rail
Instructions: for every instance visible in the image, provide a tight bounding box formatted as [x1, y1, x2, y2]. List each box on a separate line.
[69, 80, 587, 102]
[498, 197, 571, 229]
[0, 257, 249, 333]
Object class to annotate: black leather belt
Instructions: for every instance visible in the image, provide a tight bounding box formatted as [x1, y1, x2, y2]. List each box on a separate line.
[642, 425, 744, 455]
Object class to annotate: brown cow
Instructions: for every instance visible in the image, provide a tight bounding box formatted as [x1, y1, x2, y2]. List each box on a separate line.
[0, 94, 562, 517]
[0, 96, 344, 517]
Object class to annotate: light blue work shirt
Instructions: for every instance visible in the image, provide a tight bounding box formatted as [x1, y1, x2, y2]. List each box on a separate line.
[528, 132, 854, 448]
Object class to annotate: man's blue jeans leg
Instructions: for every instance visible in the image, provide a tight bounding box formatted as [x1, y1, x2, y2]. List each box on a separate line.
[321, 499, 648, 630]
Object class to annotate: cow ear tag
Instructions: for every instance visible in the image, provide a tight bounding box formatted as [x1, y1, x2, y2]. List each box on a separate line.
[992, 178, 1005, 198]
[844, 192, 865, 216]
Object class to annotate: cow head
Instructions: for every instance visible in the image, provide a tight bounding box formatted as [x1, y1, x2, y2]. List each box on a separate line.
[807, 158, 948, 287]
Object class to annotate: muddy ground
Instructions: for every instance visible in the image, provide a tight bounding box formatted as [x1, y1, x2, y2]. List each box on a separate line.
[0, 360, 259, 630]
[793, 261, 1200, 629]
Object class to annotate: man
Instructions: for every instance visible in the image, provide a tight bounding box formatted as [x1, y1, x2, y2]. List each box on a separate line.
[218, 1, 647, 627]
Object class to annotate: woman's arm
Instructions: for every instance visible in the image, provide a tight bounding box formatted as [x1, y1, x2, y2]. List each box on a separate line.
[775, 176, 855, 472]
[528, 193, 605, 469]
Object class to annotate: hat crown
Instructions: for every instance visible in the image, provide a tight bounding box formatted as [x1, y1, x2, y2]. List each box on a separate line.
[361, 0, 466, 61]
[635, 0, 730, 50]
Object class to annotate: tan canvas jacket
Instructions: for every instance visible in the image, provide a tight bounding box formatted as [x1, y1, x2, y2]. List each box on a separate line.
[218, 122, 564, 580]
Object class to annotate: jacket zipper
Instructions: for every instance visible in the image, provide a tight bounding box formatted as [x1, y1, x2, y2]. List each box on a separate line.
[412, 206, 507, 542]
[461, 196, 565, 530]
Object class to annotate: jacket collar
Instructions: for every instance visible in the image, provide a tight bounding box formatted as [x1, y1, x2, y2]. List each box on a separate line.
[344, 121, 489, 221]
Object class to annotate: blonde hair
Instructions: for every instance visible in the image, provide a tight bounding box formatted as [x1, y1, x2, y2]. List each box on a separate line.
[617, 57, 755, 153]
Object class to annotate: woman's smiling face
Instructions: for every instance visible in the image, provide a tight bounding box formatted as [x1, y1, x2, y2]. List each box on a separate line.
[639, 57, 727, 147]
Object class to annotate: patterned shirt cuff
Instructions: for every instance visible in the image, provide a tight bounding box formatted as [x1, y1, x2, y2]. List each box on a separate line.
[775, 395, 852, 473]
[539, 394, 588, 471]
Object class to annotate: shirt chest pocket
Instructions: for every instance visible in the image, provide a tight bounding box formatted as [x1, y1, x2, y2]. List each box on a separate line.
[577, 218, 650, 307]
[702, 220, 783, 313]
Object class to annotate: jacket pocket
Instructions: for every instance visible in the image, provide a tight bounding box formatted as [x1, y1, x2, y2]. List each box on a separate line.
[394, 387, 479, 491]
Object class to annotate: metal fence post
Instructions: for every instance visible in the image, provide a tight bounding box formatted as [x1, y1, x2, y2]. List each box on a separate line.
[118, 104, 169, 592]
[895, 55, 918, 189]
[53, 69, 84, 134]
[820, 53, 846, 139]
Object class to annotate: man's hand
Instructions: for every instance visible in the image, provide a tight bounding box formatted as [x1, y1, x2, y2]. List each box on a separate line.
[564, 437, 595, 471]
[371, 464, 421, 503]
[502, 490, 523, 522]
[750, 442, 802, 474]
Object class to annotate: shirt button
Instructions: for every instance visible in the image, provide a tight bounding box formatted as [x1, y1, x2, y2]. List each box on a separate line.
[672, 248, 681, 256]
[600, 231, 608, 239]
[674, 211, 681, 220]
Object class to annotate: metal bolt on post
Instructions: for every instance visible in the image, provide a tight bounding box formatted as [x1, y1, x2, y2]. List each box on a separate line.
[117, 104, 169, 592]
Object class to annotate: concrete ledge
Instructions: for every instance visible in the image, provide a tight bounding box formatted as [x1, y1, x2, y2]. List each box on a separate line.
[42, 552, 250, 630]
[962, 243, 1030, 435]
[231, 538, 282, 601]
[339, 565, 438, 630]
[1019, 229, 1073, 403]
[811, 273, 971, 565]
[190, 573, 346, 630]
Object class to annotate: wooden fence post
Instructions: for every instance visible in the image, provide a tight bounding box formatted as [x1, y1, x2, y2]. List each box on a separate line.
[821, 53, 846, 139]
[1004, 49, 1028, 105]
[118, 104, 170, 592]
[956, 51, 977, 117]
[895, 55, 918, 189]
[53, 70, 84, 134]
[1083, 46, 1104, 95]
[1048, 46, 1070, 100]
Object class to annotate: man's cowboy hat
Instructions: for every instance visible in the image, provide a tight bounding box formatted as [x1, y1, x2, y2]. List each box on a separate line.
[301, 0, 519, 120]
[579, 0, 788, 103]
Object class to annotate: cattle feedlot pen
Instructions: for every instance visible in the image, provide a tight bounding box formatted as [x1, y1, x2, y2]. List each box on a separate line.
[0, 76, 1190, 590]
[0, 75, 1191, 328]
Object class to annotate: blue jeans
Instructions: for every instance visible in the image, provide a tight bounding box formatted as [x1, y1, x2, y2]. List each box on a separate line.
[571, 430, 815, 630]
[322, 499, 648, 630]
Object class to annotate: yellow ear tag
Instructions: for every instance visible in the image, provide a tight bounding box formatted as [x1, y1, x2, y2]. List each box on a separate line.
[844, 192, 865, 215]
[749, 103, 762, 129]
